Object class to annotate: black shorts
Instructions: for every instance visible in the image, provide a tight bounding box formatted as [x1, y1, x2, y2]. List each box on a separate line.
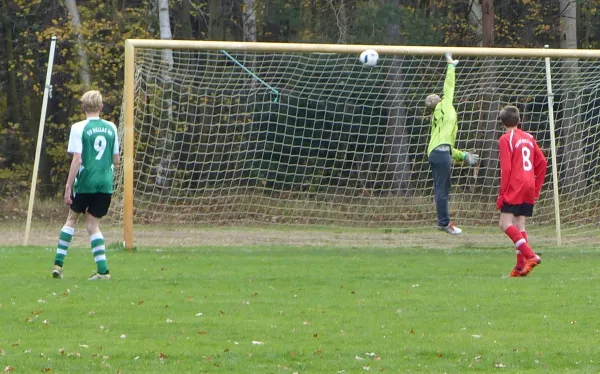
[501, 203, 534, 217]
[71, 193, 112, 218]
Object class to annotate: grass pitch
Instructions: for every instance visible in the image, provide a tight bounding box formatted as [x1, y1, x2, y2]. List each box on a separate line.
[1, 244, 599, 373]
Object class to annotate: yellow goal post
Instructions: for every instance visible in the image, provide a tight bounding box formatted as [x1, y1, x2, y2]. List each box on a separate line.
[122, 40, 600, 249]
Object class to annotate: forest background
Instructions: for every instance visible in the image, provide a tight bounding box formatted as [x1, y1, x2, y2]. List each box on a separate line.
[0, 0, 596, 214]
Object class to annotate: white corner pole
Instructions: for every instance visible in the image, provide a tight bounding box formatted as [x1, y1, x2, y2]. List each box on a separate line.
[543, 46, 562, 246]
[23, 36, 58, 246]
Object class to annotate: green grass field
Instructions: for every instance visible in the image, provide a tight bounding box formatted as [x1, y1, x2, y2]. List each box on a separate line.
[1, 244, 599, 373]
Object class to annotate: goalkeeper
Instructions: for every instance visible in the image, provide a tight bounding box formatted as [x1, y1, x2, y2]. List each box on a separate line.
[425, 52, 478, 235]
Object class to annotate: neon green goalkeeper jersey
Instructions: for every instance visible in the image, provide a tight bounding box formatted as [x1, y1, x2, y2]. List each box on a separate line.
[427, 64, 466, 161]
[68, 118, 119, 194]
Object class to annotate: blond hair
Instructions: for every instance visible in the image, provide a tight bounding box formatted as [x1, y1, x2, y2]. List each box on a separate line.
[81, 90, 103, 113]
[425, 94, 441, 109]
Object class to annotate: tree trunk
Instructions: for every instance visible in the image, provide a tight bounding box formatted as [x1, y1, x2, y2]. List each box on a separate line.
[560, 0, 577, 49]
[64, 0, 91, 87]
[558, 0, 585, 198]
[385, 0, 400, 43]
[329, 0, 352, 44]
[480, 0, 494, 47]
[384, 58, 412, 195]
[0, 0, 22, 166]
[383, 0, 411, 195]
[156, 0, 175, 188]
[179, 0, 193, 39]
[208, 0, 225, 40]
[243, 0, 257, 42]
[468, 0, 482, 46]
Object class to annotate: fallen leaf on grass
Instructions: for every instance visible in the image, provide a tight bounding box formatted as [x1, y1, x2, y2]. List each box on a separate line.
[495, 363, 506, 368]
[159, 353, 168, 360]
[251, 341, 264, 345]
[4, 367, 14, 372]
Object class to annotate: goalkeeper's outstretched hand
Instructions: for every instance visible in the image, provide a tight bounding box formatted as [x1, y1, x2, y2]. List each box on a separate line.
[445, 52, 459, 66]
[464, 152, 479, 166]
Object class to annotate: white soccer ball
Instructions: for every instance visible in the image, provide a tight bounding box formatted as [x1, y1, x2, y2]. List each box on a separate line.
[359, 49, 379, 67]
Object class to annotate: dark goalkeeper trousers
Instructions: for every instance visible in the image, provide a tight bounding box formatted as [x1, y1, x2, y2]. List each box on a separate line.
[429, 147, 452, 227]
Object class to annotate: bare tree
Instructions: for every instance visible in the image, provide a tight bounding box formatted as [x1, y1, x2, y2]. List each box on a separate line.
[328, 0, 351, 44]
[64, 0, 91, 87]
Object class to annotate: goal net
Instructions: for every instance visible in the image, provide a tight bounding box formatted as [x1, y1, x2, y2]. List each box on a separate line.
[109, 42, 600, 247]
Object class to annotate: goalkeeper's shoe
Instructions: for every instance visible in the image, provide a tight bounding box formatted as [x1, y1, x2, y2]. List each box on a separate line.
[437, 222, 462, 235]
[520, 255, 541, 276]
[88, 272, 111, 280]
[509, 268, 523, 278]
[51, 265, 63, 279]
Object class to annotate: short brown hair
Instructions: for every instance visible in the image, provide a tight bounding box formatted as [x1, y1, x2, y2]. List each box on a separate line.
[81, 90, 103, 113]
[499, 105, 520, 127]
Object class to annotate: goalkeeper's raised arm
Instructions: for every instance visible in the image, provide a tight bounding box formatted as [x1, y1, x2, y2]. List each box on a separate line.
[424, 52, 478, 236]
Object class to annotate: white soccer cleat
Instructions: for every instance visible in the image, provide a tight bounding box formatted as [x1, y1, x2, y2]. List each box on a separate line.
[437, 222, 462, 235]
[52, 265, 63, 279]
[88, 272, 111, 280]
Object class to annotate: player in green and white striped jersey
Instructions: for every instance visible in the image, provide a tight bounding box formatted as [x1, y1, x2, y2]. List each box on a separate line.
[52, 90, 119, 280]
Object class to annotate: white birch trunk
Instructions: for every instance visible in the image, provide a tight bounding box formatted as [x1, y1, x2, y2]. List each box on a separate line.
[560, 0, 577, 49]
[156, 0, 174, 187]
[64, 0, 91, 87]
[468, 0, 483, 46]
[243, 0, 257, 42]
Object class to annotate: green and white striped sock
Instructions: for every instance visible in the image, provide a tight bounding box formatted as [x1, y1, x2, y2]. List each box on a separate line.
[90, 232, 109, 274]
[54, 226, 75, 267]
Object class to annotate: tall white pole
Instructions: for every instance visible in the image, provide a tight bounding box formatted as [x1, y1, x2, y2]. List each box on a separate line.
[544, 46, 562, 246]
[23, 36, 58, 246]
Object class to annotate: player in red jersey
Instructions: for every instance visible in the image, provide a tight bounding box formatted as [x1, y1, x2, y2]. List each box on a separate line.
[497, 105, 548, 277]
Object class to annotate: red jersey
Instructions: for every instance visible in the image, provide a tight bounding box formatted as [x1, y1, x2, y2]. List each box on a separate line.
[497, 128, 547, 208]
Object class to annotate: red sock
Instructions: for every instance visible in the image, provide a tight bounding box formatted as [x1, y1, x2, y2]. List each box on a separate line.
[504, 225, 536, 259]
[515, 231, 528, 268]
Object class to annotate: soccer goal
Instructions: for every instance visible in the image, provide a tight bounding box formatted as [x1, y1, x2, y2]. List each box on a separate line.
[112, 40, 600, 249]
